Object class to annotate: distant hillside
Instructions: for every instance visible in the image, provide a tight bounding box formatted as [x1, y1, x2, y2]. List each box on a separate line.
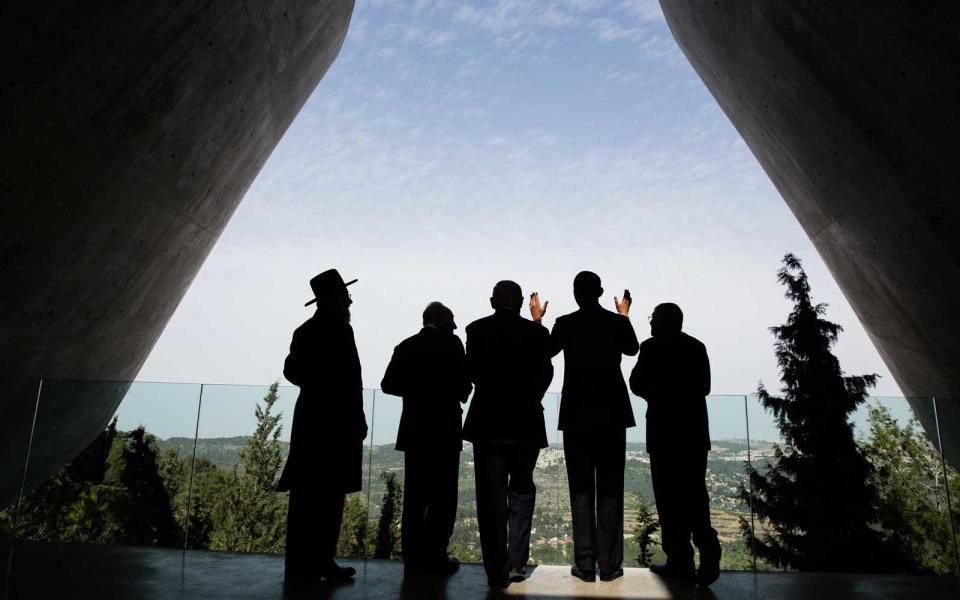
[154, 437, 774, 474]
[156, 436, 290, 471]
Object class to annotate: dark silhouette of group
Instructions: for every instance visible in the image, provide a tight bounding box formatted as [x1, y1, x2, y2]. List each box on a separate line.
[279, 268, 721, 591]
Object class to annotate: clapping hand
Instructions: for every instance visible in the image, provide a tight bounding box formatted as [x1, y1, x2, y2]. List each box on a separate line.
[614, 289, 631, 317]
[529, 292, 549, 322]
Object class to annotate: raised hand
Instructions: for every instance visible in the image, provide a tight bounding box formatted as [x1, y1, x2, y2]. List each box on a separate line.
[529, 292, 549, 322]
[614, 289, 631, 317]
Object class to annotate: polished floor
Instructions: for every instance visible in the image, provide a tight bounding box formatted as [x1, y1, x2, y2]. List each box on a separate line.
[2, 541, 958, 599]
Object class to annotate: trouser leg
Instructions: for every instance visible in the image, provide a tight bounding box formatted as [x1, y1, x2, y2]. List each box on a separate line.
[595, 429, 625, 573]
[318, 489, 346, 564]
[507, 445, 539, 570]
[688, 451, 721, 559]
[474, 443, 510, 582]
[424, 449, 460, 562]
[564, 431, 597, 570]
[402, 451, 427, 564]
[286, 486, 345, 575]
[650, 452, 694, 568]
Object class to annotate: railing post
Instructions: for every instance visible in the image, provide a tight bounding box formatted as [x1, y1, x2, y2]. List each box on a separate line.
[932, 397, 960, 576]
[183, 383, 204, 554]
[744, 394, 757, 573]
[366, 389, 376, 559]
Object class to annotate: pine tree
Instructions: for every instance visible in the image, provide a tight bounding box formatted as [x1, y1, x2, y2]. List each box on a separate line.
[211, 382, 288, 553]
[738, 253, 912, 572]
[373, 471, 403, 559]
[634, 494, 660, 567]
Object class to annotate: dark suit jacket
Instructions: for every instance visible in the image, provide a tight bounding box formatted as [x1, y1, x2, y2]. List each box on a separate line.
[629, 331, 711, 454]
[381, 326, 472, 452]
[550, 306, 639, 431]
[462, 309, 553, 448]
[277, 309, 368, 493]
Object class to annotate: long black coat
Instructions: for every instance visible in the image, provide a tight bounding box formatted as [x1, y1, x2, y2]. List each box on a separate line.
[380, 326, 472, 452]
[277, 310, 368, 493]
[462, 309, 553, 448]
[629, 331, 711, 454]
[550, 306, 639, 432]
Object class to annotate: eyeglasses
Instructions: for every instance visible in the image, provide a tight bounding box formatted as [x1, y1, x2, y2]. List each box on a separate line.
[647, 314, 654, 323]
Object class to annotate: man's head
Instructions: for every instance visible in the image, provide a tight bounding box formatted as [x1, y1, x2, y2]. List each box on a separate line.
[423, 301, 456, 335]
[650, 302, 683, 337]
[305, 269, 356, 323]
[573, 271, 603, 308]
[490, 280, 523, 312]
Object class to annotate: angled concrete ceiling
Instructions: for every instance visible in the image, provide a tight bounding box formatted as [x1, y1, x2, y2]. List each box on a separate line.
[660, 1, 960, 467]
[0, 0, 355, 507]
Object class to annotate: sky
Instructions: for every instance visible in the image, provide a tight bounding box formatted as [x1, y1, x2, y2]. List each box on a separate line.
[131, 0, 907, 440]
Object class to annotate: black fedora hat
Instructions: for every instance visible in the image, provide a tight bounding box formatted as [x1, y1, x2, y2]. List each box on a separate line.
[305, 269, 358, 306]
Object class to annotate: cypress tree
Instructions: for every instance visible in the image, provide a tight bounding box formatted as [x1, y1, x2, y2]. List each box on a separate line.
[738, 253, 911, 572]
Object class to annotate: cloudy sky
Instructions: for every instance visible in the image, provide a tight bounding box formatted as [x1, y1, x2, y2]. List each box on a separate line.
[135, 0, 905, 437]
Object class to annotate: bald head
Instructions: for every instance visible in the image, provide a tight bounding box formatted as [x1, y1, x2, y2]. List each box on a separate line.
[423, 301, 456, 334]
[491, 280, 523, 311]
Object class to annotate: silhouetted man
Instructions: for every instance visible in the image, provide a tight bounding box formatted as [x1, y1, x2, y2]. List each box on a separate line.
[381, 301, 472, 577]
[278, 269, 368, 585]
[629, 302, 721, 585]
[531, 271, 638, 582]
[463, 280, 553, 589]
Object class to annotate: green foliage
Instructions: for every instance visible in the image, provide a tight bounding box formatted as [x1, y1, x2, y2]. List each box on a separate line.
[633, 494, 660, 567]
[209, 382, 288, 553]
[337, 495, 371, 558]
[373, 471, 403, 559]
[738, 254, 915, 572]
[860, 402, 960, 574]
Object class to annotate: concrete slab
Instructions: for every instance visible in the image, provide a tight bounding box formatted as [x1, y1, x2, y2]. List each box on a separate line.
[2, 541, 958, 600]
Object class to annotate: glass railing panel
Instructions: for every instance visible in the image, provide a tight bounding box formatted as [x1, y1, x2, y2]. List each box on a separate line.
[530, 392, 565, 566]
[1, 378, 43, 590]
[625, 393, 659, 569]
[191, 382, 297, 554]
[852, 396, 960, 575]
[624, 394, 752, 570]
[13, 379, 201, 551]
[932, 397, 960, 576]
[364, 389, 407, 561]
[705, 395, 752, 571]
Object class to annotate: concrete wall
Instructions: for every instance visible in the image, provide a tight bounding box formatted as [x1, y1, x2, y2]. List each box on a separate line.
[0, 1, 355, 507]
[660, 2, 960, 466]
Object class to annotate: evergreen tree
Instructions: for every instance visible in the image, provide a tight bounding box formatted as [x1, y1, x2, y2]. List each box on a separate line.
[337, 495, 370, 558]
[861, 403, 960, 574]
[738, 253, 912, 572]
[373, 471, 403, 559]
[211, 382, 287, 553]
[633, 494, 660, 567]
[107, 426, 180, 546]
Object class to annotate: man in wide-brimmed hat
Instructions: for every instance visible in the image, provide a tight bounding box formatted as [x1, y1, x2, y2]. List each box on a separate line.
[279, 268, 368, 585]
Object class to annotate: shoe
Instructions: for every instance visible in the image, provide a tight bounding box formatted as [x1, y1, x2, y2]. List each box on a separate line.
[649, 562, 695, 582]
[508, 567, 526, 582]
[318, 562, 356, 581]
[599, 568, 624, 582]
[570, 565, 596, 582]
[696, 553, 720, 586]
[423, 556, 460, 576]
